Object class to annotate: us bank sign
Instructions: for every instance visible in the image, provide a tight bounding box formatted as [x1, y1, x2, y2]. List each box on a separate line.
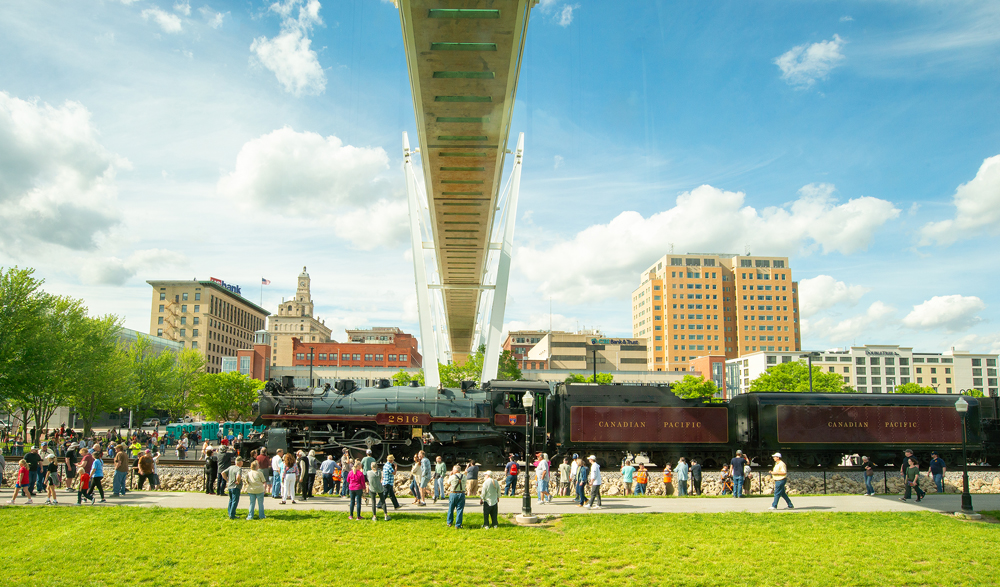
[210, 277, 242, 295]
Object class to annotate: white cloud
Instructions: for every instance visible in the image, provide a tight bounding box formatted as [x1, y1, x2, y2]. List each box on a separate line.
[141, 8, 183, 34]
[902, 295, 985, 331]
[799, 275, 870, 318]
[81, 248, 188, 286]
[117, 0, 141, 4]
[250, 0, 326, 96]
[775, 34, 846, 88]
[518, 182, 899, 303]
[557, 5, 577, 27]
[0, 92, 128, 253]
[504, 313, 579, 338]
[840, 16, 853, 23]
[173, 1, 191, 16]
[218, 127, 405, 248]
[920, 154, 1000, 245]
[802, 301, 896, 343]
[198, 6, 226, 29]
[949, 333, 1000, 356]
[553, 155, 564, 169]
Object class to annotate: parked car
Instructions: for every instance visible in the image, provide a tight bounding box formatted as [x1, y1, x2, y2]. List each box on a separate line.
[142, 418, 160, 427]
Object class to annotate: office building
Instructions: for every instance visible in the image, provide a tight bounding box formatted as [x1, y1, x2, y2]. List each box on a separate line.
[268, 266, 333, 367]
[725, 345, 999, 396]
[632, 253, 801, 371]
[148, 278, 269, 373]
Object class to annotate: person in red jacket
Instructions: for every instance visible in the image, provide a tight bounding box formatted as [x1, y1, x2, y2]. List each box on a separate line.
[8, 460, 32, 504]
[77, 467, 92, 505]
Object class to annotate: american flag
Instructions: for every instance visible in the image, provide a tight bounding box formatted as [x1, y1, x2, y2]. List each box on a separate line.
[261, 278, 271, 285]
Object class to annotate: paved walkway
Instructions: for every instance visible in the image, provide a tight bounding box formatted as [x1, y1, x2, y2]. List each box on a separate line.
[9, 489, 999, 515]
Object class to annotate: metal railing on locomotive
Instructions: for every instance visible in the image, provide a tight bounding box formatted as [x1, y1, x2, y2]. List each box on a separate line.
[401, 132, 526, 385]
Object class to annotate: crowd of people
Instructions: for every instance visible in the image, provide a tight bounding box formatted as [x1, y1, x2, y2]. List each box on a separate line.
[3, 431, 962, 522]
[4, 438, 160, 505]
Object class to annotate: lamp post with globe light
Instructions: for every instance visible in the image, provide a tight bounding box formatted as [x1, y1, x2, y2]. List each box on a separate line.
[954, 396, 974, 512]
[521, 391, 534, 518]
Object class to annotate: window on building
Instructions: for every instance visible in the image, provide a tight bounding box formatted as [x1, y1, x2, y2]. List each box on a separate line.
[296, 353, 304, 360]
[191, 341, 198, 349]
[158, 316, 164, 324]
[159, 292, 166, 300]
[400, 354, 408, 362]
[182, 293, 188, 301]
[157, 328, 163, 337]
[342, 353, 350, 361]
[181, 305, 187, 313]
[856, 357, 865, 365]
[180, 328, 186, 337]
[352, 354, 361, 361]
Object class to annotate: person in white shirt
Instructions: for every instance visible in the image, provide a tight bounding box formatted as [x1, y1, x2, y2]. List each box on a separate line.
[535, 453, 551, 504]
[270, 449, 284, 498]
[569, 454, 580, 498]
[585, 455, 602, 509]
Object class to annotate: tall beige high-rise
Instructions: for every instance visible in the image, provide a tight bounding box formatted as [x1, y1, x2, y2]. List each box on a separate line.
[268, 266, 333, 367]
[632, 253, 801, 372]
[147, 279, 270, 373]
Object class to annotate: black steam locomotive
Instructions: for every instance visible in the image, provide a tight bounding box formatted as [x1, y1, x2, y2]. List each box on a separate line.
[253, 377, 1000, 467]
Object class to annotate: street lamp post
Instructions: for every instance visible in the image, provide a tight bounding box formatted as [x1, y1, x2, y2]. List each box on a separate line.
[800, 352, 821, 393]
[521, 391, 534, 518]
[954, 396, 974, 512]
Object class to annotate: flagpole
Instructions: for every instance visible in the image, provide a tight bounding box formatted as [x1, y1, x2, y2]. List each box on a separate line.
[260, 281, 263, 307]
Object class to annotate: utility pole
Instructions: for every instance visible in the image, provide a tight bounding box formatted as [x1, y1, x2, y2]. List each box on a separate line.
[592, 349, 598, 383]
[309, 346, 315, 388]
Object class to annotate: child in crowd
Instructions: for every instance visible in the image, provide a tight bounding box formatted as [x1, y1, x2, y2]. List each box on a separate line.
[45, 458, 60, 505]
[77, 466, 92, 506]
[8, 459, 32, 504]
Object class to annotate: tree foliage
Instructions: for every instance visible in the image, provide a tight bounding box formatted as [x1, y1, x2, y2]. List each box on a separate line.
[670, 374, 719, 401]
[392, 369, 425, 387]
[67, 314, 131, 436]
[748, 360, 854, 393]
[965, 389, 985, 398]
[193, 372, 264, 421]
[438, 345, 522, 387]
[564, 373, 587, 383]
[893, 382, 937, 394]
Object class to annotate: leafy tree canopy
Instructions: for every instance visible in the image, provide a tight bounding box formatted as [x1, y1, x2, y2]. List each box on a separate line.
[748, 360, 854, 393]
[893, 382, 937, 394]
[193, 372, 264, 421]
[670, 374, 719, 401]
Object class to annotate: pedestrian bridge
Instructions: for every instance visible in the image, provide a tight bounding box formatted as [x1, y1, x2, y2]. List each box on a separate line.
[395, 1, 535, 373]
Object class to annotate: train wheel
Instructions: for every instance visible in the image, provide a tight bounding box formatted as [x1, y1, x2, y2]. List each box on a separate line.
[395, 437, 424, 465]
[348, 429, 386, 462]
[479, 447, 503, 468]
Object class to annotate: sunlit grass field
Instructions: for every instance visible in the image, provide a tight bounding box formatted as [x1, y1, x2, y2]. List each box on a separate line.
[2, 507, 997, 586]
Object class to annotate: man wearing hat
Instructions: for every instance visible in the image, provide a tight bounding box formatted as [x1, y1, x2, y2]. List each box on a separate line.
[928, 452, 947, 493]
[479, 470, 500, 529]
[585, 455, 602, 509]
[768, 452, 793, 510]
[730, 450, 748, 499]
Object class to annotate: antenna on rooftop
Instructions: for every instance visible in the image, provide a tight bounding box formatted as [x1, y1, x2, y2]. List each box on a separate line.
[669, 243, 674, 254]
[744, 244, 750, 256]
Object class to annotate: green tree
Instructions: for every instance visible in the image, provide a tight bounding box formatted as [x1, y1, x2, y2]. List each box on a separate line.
[965, 389, 985, 398]
[122, 335, 177, 425]
[392, 369, 425, 386]
[564, 373, 587, 383]
[595, 372, 614, 384]
[193, 372, 264, 421]
[893, 382, 937, 394]
[748, 361, 854, 393]
[0, 266, 51, 440]
[163, 349, 206, 419]
[670, 374, 719, 401]
[67, 315, 131, 436]
[438, 345, 522, 387]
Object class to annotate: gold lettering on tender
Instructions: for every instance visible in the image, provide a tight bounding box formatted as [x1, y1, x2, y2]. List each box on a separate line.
[827, 421, 870, 428]
[662, 421, 704, 428]
[883, 422, 919, 428]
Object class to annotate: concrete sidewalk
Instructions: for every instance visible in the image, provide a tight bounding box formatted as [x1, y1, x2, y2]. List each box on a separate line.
[10, 488, 999, 515]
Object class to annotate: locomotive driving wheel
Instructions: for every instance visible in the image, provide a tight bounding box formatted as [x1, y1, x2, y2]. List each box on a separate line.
[347, 429, 387, 462]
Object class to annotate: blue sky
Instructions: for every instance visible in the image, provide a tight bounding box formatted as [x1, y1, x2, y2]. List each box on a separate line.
[1, 0, 998, 357]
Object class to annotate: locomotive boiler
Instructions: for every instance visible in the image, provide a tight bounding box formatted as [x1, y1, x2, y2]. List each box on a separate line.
[252, 377, 549, 465]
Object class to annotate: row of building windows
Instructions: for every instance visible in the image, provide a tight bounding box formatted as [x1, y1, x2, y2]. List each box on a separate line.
[160, 292, 202, 301]
[296, 353, 409, 362]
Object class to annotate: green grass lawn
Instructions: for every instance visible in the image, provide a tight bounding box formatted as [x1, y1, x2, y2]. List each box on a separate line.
[2, 508, 997, 586]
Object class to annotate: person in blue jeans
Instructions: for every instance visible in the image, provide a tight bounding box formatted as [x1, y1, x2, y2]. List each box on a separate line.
[928, 452, 946, 493]
[731, 450, 748, 498]
[768, 453, 793, 510]
[862, 456, 876, 496]
[446, 465, 466, 528]
[503, 455, 518, 496]
[222, 457, 244, 520]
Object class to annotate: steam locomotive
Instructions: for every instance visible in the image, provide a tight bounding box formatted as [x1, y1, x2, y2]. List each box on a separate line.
[252, 377, 1000, 467]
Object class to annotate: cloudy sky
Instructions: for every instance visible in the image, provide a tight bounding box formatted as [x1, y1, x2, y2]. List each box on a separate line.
[2, 0, 998, 357]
